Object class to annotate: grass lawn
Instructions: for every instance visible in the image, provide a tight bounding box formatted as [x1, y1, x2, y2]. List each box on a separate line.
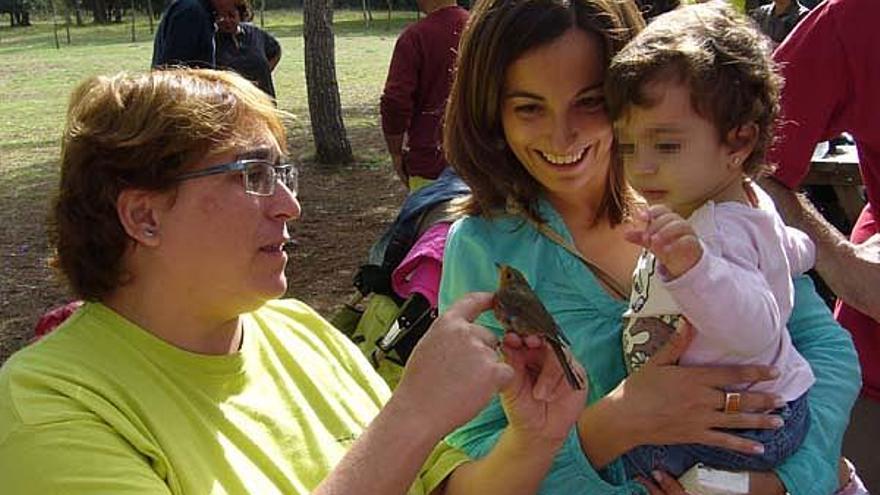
[0, 10, 416, 362]
[0, 9, 418, 183]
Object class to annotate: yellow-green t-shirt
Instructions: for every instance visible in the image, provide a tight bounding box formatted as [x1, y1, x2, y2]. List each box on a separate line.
[0, 300, 466, 494]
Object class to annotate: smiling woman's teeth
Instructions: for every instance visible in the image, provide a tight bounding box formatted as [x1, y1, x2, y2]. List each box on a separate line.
[540, 149, 585, 165]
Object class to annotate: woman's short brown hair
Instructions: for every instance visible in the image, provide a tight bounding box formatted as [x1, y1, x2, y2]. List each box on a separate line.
[51, 69, 287, 301]
[605, 1, 781, 177]
[444, 0, 645, 225]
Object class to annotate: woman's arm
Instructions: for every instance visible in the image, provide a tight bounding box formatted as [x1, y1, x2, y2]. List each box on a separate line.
[774, 276, 861, 495]
[263, 31, 281, 71]
[443, 335, 588, 495]
[576, 321, 783, 468]
[315, 293, 514, 495]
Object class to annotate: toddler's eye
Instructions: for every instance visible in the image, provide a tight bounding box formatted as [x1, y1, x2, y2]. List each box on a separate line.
[655, 142, 681, 154]
[618, 142, 636, 155]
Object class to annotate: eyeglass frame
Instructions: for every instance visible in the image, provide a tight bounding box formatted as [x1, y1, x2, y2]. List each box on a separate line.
[175, 159, 298, 197]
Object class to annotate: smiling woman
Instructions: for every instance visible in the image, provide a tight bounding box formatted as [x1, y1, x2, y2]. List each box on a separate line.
[0, 69, 527, 494]
[436, 0, 861, 493]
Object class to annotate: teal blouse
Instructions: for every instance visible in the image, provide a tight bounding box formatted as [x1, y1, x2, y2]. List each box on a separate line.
[438, 199, 860, 495]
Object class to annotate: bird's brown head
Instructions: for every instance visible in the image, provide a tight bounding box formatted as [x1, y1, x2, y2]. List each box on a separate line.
[495, 263, 530, 293]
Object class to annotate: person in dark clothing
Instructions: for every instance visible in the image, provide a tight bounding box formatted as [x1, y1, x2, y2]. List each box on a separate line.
[379, 0, 468, 190]
[750, 0, 809, 45]
[152, 0, 236, 68]
[214, 0, 281, 99]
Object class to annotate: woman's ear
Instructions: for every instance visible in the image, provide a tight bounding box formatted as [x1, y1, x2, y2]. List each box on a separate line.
[117, 189, 165, 248]
[725, 123, 759, 171]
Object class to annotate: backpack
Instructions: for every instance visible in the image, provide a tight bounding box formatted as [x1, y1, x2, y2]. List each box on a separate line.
[330, 168, 470, 388]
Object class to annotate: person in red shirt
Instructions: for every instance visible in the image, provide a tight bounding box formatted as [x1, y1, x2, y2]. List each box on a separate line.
[380, 0, 468, 190]
[761, 0, 880, 490]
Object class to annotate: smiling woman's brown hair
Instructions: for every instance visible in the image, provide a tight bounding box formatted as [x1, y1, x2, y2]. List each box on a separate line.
[444, 0, 644, 225]
[50, 69, 287, 300]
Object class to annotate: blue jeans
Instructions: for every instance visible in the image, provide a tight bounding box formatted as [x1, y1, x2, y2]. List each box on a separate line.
[623, 392, 810, 478]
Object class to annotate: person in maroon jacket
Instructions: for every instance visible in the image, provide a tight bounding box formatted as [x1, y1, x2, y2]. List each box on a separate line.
[760, 0, 880, 491]
[380, 0, 468, 190]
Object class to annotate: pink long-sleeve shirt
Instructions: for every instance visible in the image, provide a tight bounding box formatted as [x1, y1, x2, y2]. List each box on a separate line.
[623, 187, 816, 400]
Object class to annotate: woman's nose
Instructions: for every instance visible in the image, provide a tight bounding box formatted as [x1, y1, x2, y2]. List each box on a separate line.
[271, 182, 301, 222]
[549, 112, 579, 151]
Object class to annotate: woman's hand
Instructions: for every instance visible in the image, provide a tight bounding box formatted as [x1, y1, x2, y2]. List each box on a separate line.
[500, 332, 588, 445]
[594, 320, 784, 458]
[396, 292, 514, 438]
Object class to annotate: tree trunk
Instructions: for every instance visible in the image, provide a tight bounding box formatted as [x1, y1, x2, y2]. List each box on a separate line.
[303, 0, 354, 164]
[92, 0, 108, 23]
[74, 0, 83, 26]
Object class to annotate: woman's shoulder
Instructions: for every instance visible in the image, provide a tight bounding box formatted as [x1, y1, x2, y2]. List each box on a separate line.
[252, 299, 364, 360]
[450, 212, 537, 246]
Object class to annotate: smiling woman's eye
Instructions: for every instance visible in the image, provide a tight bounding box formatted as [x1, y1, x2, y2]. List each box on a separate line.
[513, 103, 542, 116]
[655, 142, 681, 154]
[577, 95, 604, 111]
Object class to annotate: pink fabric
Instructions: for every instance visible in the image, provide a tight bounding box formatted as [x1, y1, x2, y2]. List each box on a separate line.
[768, 0, 880, 400]
[391, 223, 451, 307]
[663, 188, 816, 400]
[33, 300, 83, 340]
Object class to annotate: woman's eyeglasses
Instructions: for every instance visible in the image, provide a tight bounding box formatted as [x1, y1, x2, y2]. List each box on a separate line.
[175, 159, 298, 197]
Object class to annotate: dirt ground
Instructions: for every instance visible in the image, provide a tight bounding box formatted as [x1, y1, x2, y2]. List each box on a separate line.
[0, 158, 406, 365]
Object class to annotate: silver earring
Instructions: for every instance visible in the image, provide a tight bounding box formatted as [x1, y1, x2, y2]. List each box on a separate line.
[144, 228, 156, 237]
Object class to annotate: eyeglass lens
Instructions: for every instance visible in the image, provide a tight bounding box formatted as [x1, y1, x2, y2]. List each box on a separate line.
[243, 162, 297, 196]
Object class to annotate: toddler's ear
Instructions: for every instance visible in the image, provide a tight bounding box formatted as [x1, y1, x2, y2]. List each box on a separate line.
[725, 123, 758, 170]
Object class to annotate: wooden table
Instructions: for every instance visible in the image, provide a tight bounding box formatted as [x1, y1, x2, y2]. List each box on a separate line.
[802, 144, 865, 224]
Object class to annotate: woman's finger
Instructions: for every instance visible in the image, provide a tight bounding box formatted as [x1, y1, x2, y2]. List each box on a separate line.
[692, 386, 782, 413]
[698, 429, 767, 456]
[710, 411, 784, 431]
[651, 470, 688, 494]
[636, 475, 664, 495]
[714, 389, 783, 413]
[533, 345, 564, 401]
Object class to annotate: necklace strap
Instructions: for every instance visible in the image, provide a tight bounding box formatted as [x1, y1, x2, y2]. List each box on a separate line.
[505, 201, 628, 300]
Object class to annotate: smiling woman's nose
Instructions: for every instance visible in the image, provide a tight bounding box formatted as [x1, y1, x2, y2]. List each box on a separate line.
[550, 114, 578, 151]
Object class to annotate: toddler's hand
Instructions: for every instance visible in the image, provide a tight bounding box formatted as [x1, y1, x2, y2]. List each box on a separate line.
[624, 205, 702, 278]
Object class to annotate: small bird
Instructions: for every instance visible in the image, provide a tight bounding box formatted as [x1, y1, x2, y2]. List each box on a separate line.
[493, 263, 584, 390]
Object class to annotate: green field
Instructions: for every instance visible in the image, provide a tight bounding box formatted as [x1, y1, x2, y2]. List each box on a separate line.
[0, 9, 416, 189]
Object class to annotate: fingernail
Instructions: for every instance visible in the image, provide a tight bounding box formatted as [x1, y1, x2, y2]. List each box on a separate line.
[771, 417, 784, 428]
[773, 397, 787, 409]
[768, 367, 781, 378]
[752, 444, 765, 454]
[652, 470, 663, 482]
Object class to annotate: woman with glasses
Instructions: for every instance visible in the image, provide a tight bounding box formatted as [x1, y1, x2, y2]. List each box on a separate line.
[214, 0, 281, 99]
[0, 69, 549, 494]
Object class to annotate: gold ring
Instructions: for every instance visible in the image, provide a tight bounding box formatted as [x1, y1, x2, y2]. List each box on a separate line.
[723, 391, 742, 414]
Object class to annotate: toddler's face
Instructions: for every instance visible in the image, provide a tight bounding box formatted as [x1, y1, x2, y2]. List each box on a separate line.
[615, 79, 744, 217]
